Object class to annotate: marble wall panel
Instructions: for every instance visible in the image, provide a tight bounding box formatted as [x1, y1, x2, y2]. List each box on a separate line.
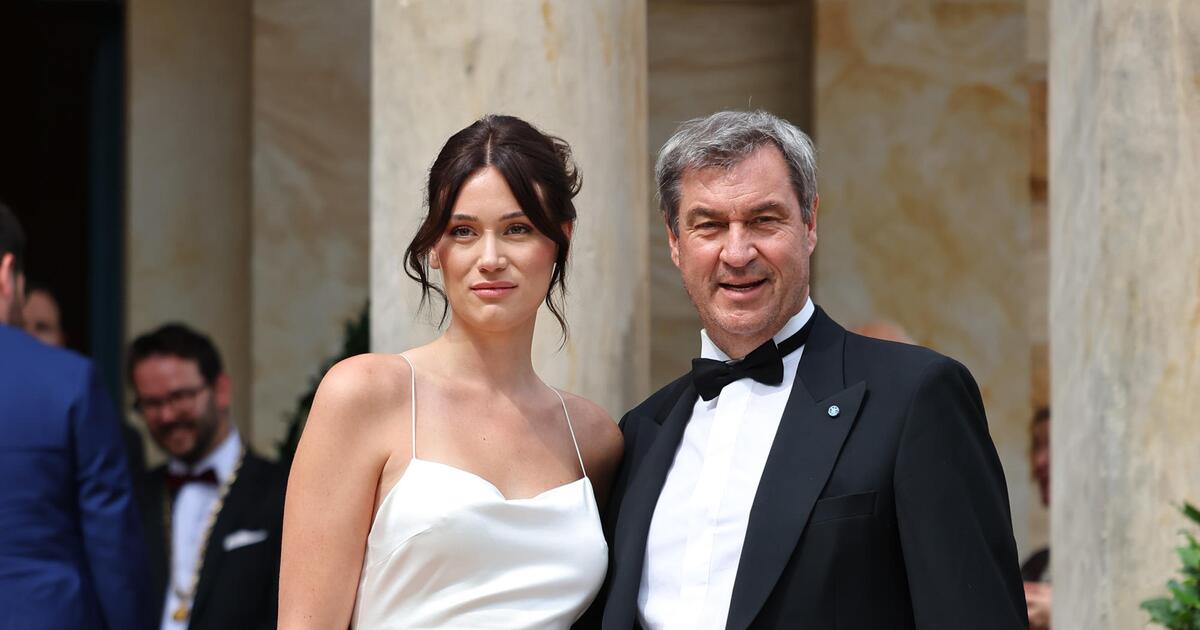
[813, 0, 1042, 558]
[126, 0, 252, 452]
[371, 0, 649, 414]
[1050, 2, 1200, 627]
[250, 0, 370, 455]
[648, 0, 813, 387]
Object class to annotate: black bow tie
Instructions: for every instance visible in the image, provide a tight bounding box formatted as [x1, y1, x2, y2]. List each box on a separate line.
[690, 315, 815, 402]
[164, 468, 218, 495]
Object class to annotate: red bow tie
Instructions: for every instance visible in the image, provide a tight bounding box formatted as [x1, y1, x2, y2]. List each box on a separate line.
[164, 468, 219, 495]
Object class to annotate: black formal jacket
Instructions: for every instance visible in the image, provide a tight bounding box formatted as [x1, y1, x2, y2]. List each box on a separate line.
[582, 307, 1028, 629]
[136, 449, 286, 630]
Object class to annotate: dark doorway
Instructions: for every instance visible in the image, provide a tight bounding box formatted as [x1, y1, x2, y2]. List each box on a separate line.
[0, 0, 125, 399]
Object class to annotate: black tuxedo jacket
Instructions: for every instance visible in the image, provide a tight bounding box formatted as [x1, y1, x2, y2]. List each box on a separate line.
[136, 449, 286, 630]
[583, 307, 1027, 629]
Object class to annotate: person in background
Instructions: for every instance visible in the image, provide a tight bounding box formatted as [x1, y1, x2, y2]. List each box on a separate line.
[128, 323, 286, 630]
[0, 201, 150, 629]
[1023, 406, 1051, 630]
[22, 279, 65, 346]
[23, 278, 146, 475]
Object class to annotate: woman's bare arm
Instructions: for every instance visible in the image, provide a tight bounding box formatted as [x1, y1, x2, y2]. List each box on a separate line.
[278, 355, 407, 629]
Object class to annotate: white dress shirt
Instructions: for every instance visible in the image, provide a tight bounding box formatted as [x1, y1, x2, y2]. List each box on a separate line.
[638, 299, 815, 630]
[160, 427, 242, 630]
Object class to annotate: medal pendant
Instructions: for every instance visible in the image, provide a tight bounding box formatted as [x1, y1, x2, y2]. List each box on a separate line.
[172, 604, 190, 622]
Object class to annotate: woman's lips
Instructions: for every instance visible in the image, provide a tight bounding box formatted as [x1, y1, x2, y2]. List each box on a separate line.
[471, 282, 517, 298]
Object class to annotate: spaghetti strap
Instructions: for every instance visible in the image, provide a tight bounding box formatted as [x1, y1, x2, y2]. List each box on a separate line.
[550, 388, 587, 479]
[398, 353, 417, 458]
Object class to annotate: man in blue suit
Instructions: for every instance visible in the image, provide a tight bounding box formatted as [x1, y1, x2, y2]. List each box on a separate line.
[0, 202, 150, 629]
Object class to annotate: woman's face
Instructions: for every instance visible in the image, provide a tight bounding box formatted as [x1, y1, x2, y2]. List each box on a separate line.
[431, 167, 565, 334]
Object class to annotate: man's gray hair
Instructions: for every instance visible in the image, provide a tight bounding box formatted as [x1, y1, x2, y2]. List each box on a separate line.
[655, 110, 817, 234]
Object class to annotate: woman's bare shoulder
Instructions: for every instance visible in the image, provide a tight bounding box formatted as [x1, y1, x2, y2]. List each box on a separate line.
[308, 353, 413, 430]
[559, 391, 623, 464]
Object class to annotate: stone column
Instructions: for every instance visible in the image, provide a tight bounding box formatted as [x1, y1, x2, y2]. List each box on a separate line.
[126, 0, 252, 445]
[250, 0, 370, 455]
[813, 0, 1038, 558]
[371, 1, 650, 414]
[1050, 2, 1200, 629]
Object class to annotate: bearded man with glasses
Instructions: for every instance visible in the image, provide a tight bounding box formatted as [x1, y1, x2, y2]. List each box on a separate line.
[128, 323, 286, 630]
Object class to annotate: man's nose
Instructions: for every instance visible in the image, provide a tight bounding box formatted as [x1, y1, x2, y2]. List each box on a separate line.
[157, 404, 181, 424]
[719, 223, 759, 268]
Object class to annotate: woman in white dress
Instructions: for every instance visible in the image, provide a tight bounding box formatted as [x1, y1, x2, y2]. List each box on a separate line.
[279, 115, 623, 629]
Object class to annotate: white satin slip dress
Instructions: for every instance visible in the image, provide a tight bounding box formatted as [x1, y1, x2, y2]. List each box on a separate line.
[351, 354, 608, 629]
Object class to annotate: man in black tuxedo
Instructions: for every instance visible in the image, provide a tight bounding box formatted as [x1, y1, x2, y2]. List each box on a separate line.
[586, 111, 1027, 629]
[128, 323, 286, 630]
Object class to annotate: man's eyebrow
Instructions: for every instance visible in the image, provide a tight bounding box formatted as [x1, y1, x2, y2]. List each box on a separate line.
[683, 207, 725, 223]
[746, 200, 787, 214]
[683, 201, 787, 223]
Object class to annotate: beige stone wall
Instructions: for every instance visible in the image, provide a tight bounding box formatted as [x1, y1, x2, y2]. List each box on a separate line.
[126, 0, 253, 451]
[647, 0, 814, 388]
[371, 0, 650, 415]
[250, 0, 370, 455]
[813, 0, 1041, 559]
[1050, 2, 1200, 627]
[1025, 0, 1050, 556]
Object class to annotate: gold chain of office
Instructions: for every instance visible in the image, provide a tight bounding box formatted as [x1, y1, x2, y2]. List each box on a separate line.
[161, 447, 246, 623]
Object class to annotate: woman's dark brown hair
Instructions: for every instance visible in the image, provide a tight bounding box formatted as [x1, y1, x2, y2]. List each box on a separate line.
[404, 114, 580, 335]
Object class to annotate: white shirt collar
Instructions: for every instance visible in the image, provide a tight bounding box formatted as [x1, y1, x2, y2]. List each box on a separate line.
[699, 297, 815, 362]
[166, 426, 242, 484]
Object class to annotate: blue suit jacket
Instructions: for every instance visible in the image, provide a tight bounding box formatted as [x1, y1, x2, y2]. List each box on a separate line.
[0, 325, 150, 629]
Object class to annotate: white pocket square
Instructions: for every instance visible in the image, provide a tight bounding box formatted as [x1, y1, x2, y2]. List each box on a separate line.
[223, 529, 269, 551]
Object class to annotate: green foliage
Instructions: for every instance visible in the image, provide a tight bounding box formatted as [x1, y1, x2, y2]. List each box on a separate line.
[276, 302, 370, 467]
[1143, 502, 1200, 630]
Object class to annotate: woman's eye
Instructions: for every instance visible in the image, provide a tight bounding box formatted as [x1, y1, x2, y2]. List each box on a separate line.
[506, 223, 534, 235]
[450, 226, 474, 237]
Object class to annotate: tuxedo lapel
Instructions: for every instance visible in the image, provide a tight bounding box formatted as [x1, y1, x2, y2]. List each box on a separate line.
[725, 308, 868, 630]
[191, 452, 261, 617]
[142, 471, 169, 622]
[604, 382, 698, 629]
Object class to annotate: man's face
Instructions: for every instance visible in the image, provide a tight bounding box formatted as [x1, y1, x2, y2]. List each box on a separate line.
[23, 289, 64, 346]
[0, 253, 25, 327]
[131, 355, 230, 464]
[668, 144, 817, 357]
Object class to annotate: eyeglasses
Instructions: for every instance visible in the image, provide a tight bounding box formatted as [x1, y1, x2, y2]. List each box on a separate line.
[132, 384, 210, 415]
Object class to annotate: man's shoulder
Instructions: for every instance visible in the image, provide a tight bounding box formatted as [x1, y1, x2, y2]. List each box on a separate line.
[623, 373, 692, 426]
[843, 329, 968, 380]
[0, 326, 96, 416]
[0, 324, 92, 378]
[239, 450, 290, 496]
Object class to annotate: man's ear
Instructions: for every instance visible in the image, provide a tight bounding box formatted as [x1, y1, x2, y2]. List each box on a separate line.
[807, 194, 819, 251]
[213, 372, 233, 412]
[428, 250, 441, 270]
[665, 219, 681, 269]
[0, 253, 13, 313]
